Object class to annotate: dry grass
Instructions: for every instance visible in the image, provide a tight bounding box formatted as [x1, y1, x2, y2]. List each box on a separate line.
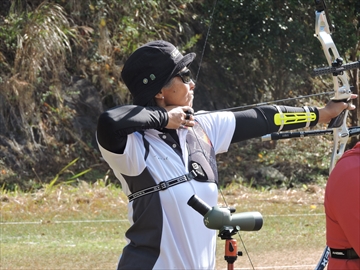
[1, 181, 328, 269]
[1, 181, 128, 221]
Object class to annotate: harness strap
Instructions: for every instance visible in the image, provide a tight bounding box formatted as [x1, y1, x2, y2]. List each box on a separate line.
[303, 106, 311, 128]
[128, 170, 198, 202]
[330, 248, 359, 260]
[274, 105, 285, 132]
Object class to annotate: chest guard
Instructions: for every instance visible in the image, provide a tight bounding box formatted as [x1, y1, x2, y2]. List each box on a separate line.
[186, 122, 218, 184]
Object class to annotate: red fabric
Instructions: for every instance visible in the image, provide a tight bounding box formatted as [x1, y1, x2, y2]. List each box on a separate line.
[325, 142, 360, 269]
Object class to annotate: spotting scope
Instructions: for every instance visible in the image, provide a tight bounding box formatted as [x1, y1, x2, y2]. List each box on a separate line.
[187, 194, 263, 231]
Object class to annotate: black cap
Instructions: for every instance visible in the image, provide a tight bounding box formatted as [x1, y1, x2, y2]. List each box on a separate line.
[121, 40, 196, 106]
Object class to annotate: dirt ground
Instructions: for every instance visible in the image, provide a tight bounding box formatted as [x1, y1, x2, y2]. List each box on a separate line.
[215, 248, 328, 269]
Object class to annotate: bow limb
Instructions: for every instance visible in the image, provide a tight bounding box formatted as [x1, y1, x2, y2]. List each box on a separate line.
[314, 0, 352, 173]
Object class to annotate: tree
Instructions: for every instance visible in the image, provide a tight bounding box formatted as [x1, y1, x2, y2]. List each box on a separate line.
[192, 0, 359, 114]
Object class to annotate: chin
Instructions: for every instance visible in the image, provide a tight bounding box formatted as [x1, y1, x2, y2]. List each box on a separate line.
[188, 97, 194, 107]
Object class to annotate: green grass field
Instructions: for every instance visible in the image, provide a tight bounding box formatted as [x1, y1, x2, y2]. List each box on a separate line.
[1, 181, 328, 269]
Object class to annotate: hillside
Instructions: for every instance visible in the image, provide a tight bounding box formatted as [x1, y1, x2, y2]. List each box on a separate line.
[0, 0, 358, 191]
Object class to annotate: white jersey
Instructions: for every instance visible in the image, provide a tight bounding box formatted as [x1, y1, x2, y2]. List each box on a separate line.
[98, 111, 235, 269]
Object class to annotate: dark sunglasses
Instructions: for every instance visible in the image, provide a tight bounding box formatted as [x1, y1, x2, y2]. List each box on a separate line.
[175, 69, 193, 84]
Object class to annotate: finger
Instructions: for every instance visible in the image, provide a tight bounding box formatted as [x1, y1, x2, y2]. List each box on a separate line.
[347, 102, 356, 110]
[184, 107, 194, 115]
[347, 94, 357, 110]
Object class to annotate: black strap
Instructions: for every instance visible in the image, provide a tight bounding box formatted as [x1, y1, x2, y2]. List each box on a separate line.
[330, 248, 359, 259]
[128, 170, 198, 202]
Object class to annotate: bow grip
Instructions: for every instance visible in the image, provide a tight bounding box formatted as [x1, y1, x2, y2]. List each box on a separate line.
[327, 99, 350, 129]
[328, 110, 347, 129]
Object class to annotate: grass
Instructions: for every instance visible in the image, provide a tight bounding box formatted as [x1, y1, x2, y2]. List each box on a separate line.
[1, 180, 327, 269]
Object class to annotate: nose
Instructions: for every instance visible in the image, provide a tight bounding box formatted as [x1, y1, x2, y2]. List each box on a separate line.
[189, 79, 195, 90]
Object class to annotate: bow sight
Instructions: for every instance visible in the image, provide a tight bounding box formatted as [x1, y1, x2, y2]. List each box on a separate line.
[313, 59, 360, 77]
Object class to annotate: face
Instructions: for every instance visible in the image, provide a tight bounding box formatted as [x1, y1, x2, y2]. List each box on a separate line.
[156, 68, 195, 107]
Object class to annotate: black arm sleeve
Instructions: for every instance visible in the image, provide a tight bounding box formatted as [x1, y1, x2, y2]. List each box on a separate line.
[96, 105, 169, 154]
[231, 105, 319, 143]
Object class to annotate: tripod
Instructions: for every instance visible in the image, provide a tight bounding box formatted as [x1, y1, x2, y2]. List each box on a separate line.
[218, 226, 243, 270]
[187, 194, 262, 269]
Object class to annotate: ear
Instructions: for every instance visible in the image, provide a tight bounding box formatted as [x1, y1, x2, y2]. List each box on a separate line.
[155, 91, 164, 99]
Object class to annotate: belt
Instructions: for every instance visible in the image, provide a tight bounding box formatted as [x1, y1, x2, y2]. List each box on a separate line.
[330, 248, 359, 259]
[128, 170, 198, 202]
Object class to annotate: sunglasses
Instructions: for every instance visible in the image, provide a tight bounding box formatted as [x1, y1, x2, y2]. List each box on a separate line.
[175, 69, 193, 84]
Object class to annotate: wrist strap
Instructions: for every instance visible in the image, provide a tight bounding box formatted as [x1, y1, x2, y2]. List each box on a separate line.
[303, 106, 312, 128]
[330, 248, 359, 259]
[274, 105, 285, 132]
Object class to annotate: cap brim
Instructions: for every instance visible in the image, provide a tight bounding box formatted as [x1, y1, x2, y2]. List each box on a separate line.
[165, 52, 196, 85]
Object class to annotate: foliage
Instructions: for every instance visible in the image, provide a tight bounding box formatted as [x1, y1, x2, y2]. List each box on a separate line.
[193, 0, 359, 110]
[14, 2, 73, 83]
[45, 157, 92, 193]
[0, 0, 199, 190]
[217, 132, 333, 190]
